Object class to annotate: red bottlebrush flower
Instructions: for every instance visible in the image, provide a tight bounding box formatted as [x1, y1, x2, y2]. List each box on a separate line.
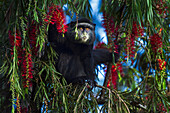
[9, 31, 22, 53]
[8, 31, 23, 64]
[95, 42, 113, 51]
[45, 4, 68, 33]
[23, 79, 33, 88]
[116, 62, 124, 77]
[125, 21, 140, 59]
[106, 62, 124, 89]
[95, 42, 115, 53]
[157, 59, 166, 70]
[21, 107, 28, 113]
[107, 65, 118, 89]
[102, 12, 119, 39]
[22, 51, 33, 88]
[29, 21, 40, 56]
[102, 12, 120, 57]
[138, 23, 144, 36]
[94, 42, 106, 49]
[150, 33, 162, 54]
[114, 40, 119, 54]
[9, 31, 15, 55]
[125, 35, 135, 58]
[125, 21, 145, 61]
[157, 103, 167, 112]
[132, 21, 138, 37]
[16, 96, 21, 113]
[158, 9, 163, 14]
[156, 0, 169, 16]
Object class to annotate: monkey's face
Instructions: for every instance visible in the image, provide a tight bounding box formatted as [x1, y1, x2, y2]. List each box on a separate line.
[67, 19, 96, 45]
[76, 26, 95, 45]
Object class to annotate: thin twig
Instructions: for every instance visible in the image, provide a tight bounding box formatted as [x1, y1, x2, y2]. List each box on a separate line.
[108, 89, 111, 113]
[96, 84, 130, 113]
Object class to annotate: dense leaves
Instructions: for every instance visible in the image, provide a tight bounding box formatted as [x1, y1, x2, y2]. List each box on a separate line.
[0, 0, 169, 112]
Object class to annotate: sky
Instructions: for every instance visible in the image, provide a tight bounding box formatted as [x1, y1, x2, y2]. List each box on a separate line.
[89, 0, 107, 44]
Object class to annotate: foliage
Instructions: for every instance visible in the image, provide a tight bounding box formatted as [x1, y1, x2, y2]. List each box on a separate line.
[0, 0, 169, 112]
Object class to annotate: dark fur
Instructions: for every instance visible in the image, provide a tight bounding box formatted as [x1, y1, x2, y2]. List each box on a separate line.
[48, 18, 112, 84]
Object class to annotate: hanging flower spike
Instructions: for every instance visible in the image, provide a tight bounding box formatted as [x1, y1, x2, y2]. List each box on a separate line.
[102, 12, 110, 36]
[132, 21, 138, 37]
[102, 13, 119, 51]
[94, 42, 113, 52]
[116, 62, 124, 77]
[16, 95, 21, 113]
[125, 21, 138, 60]
[102, 12, 119, 39]
[157, 103, 167, 112]
[8, 31, 23, 64]
[103, 12, 123, 89]
[126, 21, 144, 59]
[21, 50, 33, 88]
[157, 59, 166, 71]
[107, 65, 118, 89]
[102, 12, 120, 56]
[138, 23, 144, 36]
[15, 32, 23, 64]
[156, 0, 169, 16]
[8, 31, 15, 55]
[29, 21, 39, 56]
[107, 62, 124, 88]
[45, 4, 68, 33]
[125, 35, 135, 58]
[150, 33, 162, 54]
[109, 65, 118, 89]
[94, 42, 106, 49]
[130, 21, 138, 58]
[21, 107, 28, 113]
[114, 40, 119, 53]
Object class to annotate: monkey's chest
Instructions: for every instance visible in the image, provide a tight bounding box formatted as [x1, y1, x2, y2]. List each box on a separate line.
[57, 53, 88, 82]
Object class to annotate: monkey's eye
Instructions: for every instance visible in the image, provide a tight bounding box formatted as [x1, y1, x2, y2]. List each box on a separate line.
[85, 28, 90, 31]
[79, 27, 83, 31]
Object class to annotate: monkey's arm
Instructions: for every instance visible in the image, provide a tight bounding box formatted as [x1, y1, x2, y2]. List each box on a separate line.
[48, 23, 76, 42]
[48, 24, 66, 44]
[93, 49, 113, 66]
[48, 24, 76, 51]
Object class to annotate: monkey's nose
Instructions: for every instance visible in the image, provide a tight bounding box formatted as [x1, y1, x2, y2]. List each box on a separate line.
[82, 36, 87, 40]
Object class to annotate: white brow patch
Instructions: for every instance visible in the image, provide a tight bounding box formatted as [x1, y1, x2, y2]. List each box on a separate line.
[78, 23, 94, 29]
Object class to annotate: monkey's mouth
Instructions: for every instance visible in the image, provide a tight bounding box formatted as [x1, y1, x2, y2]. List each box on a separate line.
[82, 36, 87, 40]
[81, 36, 89, 42]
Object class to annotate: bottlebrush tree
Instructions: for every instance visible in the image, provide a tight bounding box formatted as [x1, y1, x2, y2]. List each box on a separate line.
[0, 0, 169, 113]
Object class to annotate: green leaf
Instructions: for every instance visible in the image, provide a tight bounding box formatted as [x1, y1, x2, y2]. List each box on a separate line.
[43, 86, 49, 101]
[121, 33, 126, 38]
[34, 11, 39, 22]
[63, 93, 68, 113]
